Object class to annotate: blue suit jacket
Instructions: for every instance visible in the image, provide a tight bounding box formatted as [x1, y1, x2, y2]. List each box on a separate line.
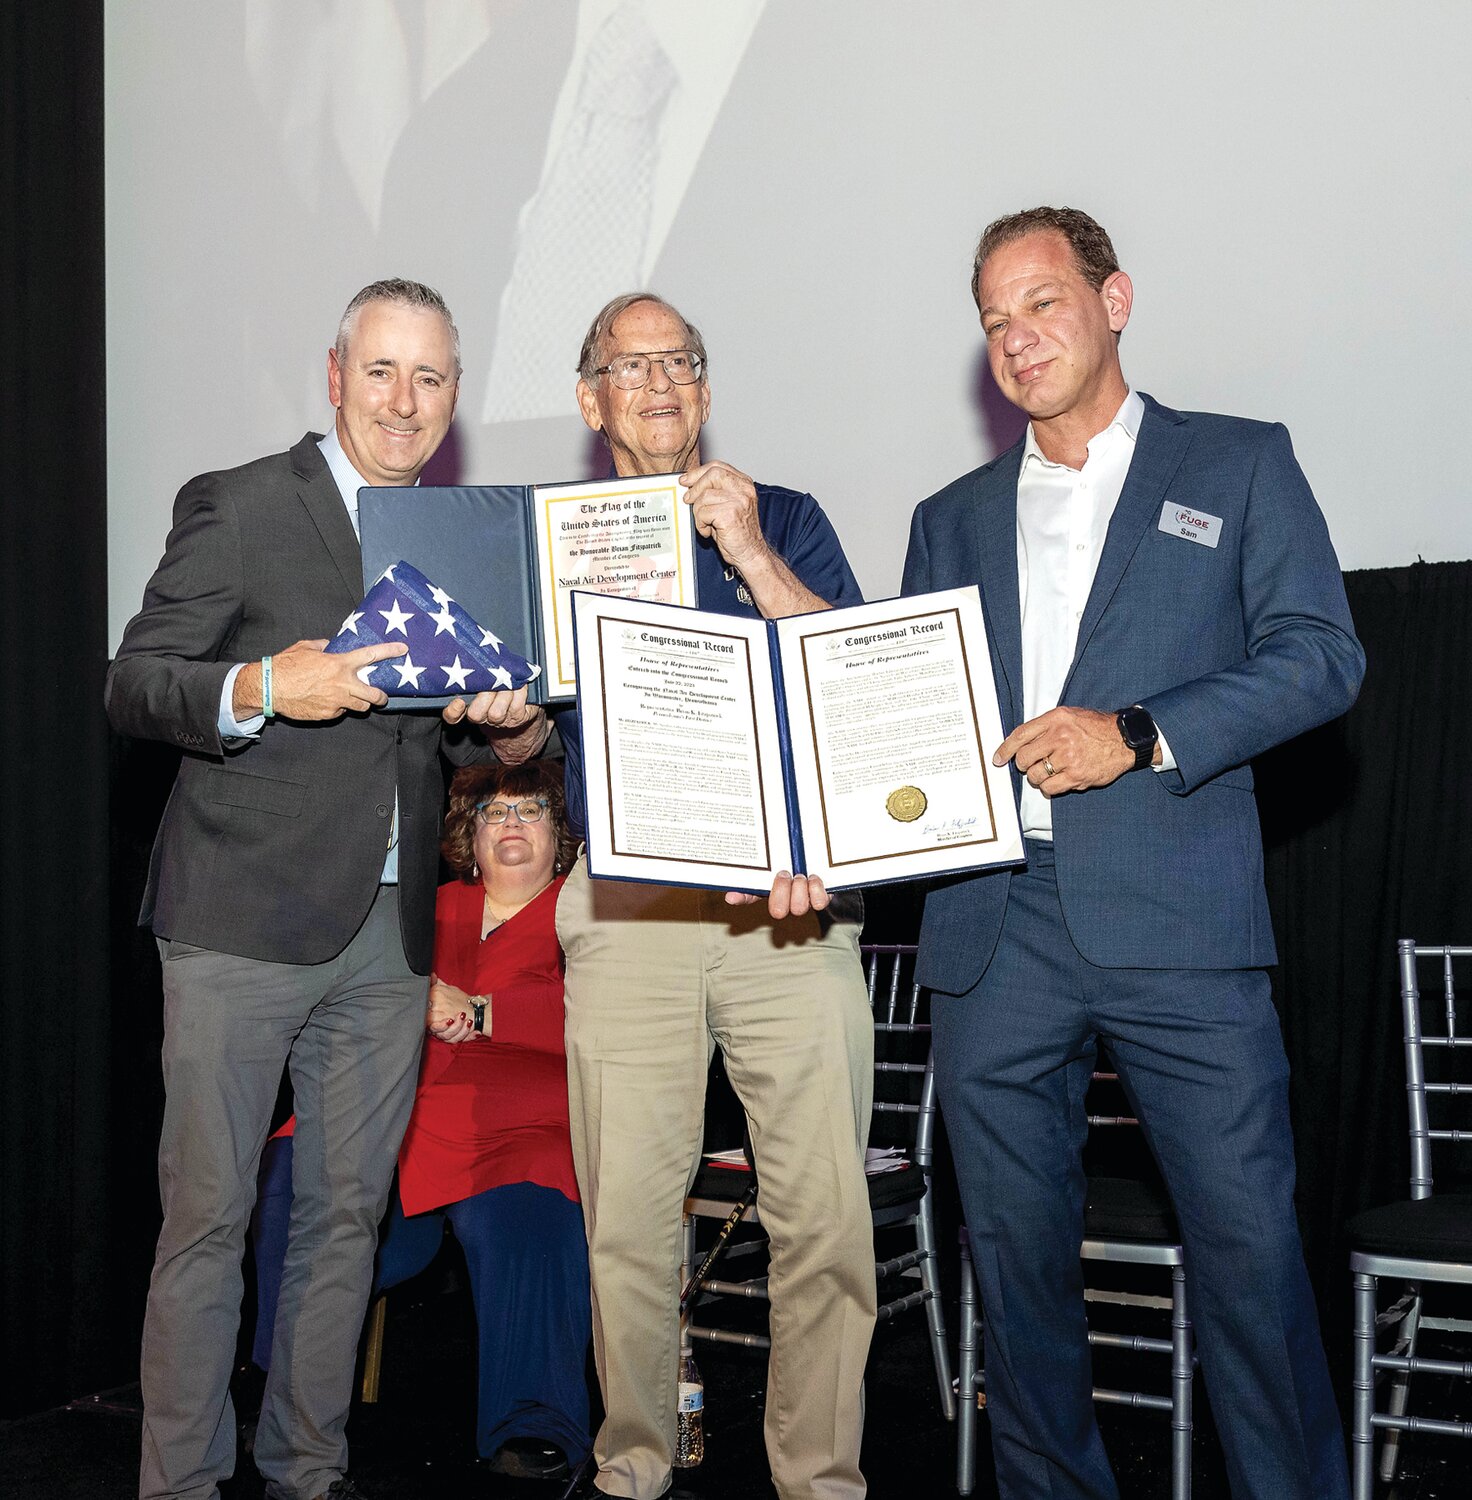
[902, 394, 1364, 992]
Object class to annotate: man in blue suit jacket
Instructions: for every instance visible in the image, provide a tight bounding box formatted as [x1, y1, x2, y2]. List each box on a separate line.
[903, 207, 1363, 1500]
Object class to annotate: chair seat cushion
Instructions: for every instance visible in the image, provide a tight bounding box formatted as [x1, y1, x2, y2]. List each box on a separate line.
[1084, 1174, 1180, 1243]
[1346, 1191, 1472, 1260]
[688, 1157, 926, 1216]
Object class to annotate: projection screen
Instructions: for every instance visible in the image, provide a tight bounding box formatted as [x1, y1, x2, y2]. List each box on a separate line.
[106, 1, 1472, 649]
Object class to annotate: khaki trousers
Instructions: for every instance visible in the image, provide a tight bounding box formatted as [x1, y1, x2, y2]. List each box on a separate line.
[557, 859, 876, 1500]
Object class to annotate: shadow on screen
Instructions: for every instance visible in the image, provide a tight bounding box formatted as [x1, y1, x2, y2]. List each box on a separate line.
[579, 424, 613, 480]
[419, 422, 464, 486]
[972, 349, 1027, 455]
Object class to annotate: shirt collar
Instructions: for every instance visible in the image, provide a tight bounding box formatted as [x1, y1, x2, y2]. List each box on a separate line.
[1022, 388, 1144, 471]
[318, 425, 365, 519]
[318, 424, 419, 529]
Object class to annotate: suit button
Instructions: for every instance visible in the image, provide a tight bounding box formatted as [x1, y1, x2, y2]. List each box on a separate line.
[376, 804, 390, 817]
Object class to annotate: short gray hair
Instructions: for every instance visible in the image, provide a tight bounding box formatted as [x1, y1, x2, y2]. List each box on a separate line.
[577, 292, 708, 382]
[336, 278, 462, 376]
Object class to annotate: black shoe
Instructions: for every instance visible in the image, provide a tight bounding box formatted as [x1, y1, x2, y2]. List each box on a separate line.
[311, 1481, 372, 1500]
[487, 1436, 571, 1480]
[231, 1361, 266, 1459]
[552, 1462, 696, 1499]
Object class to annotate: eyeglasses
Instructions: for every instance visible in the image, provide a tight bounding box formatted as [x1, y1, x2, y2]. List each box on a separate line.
[474, 798, 549, 826]
[593, 349, 705, 390]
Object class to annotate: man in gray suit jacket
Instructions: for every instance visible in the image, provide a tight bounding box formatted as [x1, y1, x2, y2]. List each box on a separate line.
[903, 210, 1363, 1499]
[107, 280, 547, 1500]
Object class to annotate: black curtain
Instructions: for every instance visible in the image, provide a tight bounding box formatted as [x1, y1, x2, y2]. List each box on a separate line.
[1260, 560, 1472, 1364]
[0, 0, 112, 1417]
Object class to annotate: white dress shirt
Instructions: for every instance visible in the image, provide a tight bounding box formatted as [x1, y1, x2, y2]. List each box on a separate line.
[1016, 390, 1172, 839]
[218, 427, 401, 880]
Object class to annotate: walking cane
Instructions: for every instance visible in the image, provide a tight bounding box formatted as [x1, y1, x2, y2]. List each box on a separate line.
[558, 1146, 759, 1499]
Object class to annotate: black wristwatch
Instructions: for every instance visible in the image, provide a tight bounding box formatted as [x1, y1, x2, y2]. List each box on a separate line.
[1116, 704, 1158, 771]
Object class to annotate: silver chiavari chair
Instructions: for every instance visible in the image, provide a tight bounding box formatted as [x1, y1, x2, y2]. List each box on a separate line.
[1348, 941, 1472, 1496]
[956, 1065, 1196, 1497]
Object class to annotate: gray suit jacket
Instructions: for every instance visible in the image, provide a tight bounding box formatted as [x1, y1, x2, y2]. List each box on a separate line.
[106, 433, 493, 971]
[903, 394, 1365, 992]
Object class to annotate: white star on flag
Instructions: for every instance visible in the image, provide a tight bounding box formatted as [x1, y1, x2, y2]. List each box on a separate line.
[325, 559, 541, 699]
[380, 599, 414, 635]
[441, 656, 473, 691]
[393, 654, 426, 689]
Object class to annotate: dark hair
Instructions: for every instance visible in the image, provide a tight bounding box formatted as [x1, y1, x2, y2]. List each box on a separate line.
[971, 206, 1120, 311]
[441, 760, 576, 881]
[577, 292, 708, 382]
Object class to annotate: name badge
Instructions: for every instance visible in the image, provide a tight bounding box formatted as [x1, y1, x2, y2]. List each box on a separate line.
[1158, 503, 1222, 549]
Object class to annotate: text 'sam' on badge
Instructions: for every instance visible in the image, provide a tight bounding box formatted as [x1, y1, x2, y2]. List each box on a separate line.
[1158, 503, 1223, 549]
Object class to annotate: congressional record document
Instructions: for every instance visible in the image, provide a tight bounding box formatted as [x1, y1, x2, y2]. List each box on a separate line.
[573, 588, 1022, 893]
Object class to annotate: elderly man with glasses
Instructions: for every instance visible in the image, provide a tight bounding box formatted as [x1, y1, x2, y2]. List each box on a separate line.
[524, 292, 877, 1500]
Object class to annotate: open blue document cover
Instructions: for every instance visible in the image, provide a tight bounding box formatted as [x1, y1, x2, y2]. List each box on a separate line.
[571, 587, 1024, 894]
[358, 474, 698, 707]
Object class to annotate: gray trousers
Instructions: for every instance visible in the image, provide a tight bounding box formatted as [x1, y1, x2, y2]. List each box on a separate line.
[139, 886, 426, 1500]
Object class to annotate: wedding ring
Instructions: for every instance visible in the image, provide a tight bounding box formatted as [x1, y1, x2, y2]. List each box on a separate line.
[1043, 758, 1057, 778]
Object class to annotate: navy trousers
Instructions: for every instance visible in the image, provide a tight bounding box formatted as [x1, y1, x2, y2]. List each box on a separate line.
[253, 1138, 591, 1465]
[934, 845, 1347, 1500]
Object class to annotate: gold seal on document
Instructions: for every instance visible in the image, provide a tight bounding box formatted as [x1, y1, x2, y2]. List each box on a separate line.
[886, 786, 927, 823]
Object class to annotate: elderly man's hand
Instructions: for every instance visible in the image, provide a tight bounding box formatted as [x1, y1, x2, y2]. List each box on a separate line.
[442, 688, 550, 762]
[681, 460, 773, 576]
[725, 871, 830, 920]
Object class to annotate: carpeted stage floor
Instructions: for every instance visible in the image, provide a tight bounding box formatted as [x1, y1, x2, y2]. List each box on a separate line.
[4, 1245, 1468, 1500]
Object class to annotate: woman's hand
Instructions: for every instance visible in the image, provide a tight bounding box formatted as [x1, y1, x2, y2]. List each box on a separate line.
[427, 974, 479, 1043]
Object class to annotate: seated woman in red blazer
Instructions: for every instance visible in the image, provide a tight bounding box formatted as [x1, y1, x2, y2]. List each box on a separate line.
[253, 760, 587, 1481]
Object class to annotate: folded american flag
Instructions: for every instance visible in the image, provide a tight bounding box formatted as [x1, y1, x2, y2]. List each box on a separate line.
[326, 560, 542, 695]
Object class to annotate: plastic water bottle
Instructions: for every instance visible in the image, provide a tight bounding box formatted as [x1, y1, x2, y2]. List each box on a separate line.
[674, 1346, 705, 1467]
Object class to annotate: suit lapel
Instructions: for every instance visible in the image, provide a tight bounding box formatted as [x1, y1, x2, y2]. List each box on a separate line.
[1062, 396, 1190, 696]
[291, 433, 365, 607]
[972, 445, 1024, 725]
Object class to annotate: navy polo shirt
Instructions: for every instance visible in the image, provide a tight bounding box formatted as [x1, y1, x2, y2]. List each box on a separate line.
[555, 482, 862, 839]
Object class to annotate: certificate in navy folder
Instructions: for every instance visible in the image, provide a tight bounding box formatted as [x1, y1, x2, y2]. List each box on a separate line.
[358, 474, 699, 708]
[571, 587, 1023, 894]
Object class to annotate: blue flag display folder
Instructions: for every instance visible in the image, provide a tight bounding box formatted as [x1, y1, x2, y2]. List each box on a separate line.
[571, 587, 1024, 894]
[358, 474, 699, 708]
